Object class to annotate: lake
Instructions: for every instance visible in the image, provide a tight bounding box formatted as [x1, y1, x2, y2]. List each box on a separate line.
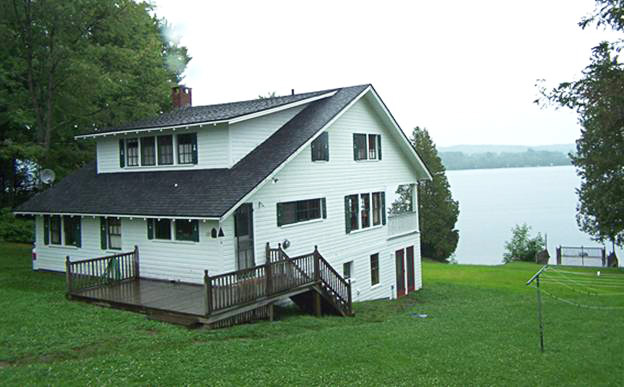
[445, 165, 623, 265]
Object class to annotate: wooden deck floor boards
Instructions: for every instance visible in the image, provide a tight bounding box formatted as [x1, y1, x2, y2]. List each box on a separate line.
[75, 279, 205, 316]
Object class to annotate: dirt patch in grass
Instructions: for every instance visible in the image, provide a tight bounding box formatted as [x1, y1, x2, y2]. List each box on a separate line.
[0, 361, 10, 369]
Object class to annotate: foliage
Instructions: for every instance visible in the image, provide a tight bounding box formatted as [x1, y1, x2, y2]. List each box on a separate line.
[258, 91, 277, 99]
[388, 184, 414, 214]
[411, 127, 459, 261]
[439, 149, 571, 170]
[538, 0, 624, 247]
[0, 0, 190, 208]
[1, 242, 623, 385]
[0, 208, 33, 243]
[503, 224, 545, 263]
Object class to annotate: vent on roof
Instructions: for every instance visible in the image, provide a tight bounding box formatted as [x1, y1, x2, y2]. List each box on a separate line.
[172, 85, 192, 108]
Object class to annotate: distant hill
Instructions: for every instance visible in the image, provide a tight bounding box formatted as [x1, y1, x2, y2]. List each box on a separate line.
[438, 144, 575, 155]
[438, 145, 574, 170]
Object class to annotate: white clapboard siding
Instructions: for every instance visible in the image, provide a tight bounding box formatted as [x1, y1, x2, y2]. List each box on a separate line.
[34, 216, 229, 284]
[228, 105, 306, 166]
[246, 97, 423, 301]
[96, 124, 229, 173]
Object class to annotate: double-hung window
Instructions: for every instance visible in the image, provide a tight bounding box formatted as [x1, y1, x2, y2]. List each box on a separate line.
[311, 132, 329, 161]
[277, 198, 327, 226]
[100, 218, 121, 250]
[370, 253, 380, 286]
[119, 133, 196, 168]
[353, 133, 382, 161]
[343, 261, 353, 280]
[345, 191, 386, 233]
[141, 137, 156, 166]
[147, 219, 199, 242]
[158, 135, 174, 165]
[43, 215, 81, 247]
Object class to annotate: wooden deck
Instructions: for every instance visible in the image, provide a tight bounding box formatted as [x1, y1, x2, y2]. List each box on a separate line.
[72, 279, 205, 316]
[65, 244, 353, 328]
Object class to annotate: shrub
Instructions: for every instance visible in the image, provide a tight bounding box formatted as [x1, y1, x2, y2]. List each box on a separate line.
[503, 224, 545, 263]
[0, 208, 34, 243]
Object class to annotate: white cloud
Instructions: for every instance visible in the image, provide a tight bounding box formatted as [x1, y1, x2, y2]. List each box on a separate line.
[152, 0, 617, 146]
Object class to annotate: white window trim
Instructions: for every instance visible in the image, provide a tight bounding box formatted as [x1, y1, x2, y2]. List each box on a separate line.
[152, 219, 199, 243]
[277, 197, 325, 227]
[354, 133, 381, 161]
[346, 191, 385, 233]
[279, 217, 324, 229]
[123, 132, 196, 169]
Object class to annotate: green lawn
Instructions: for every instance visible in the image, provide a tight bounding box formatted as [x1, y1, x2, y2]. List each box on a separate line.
[1, 243, 623, 386]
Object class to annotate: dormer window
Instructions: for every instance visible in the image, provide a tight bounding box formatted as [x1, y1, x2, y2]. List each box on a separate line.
[158, 135, 174, 165]
[177, 133, 197, 164]
[119, 133, 196, 168]
[126, 139, 139, 166]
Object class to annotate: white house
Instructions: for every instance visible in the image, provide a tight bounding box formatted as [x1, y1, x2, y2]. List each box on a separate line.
[15, 84, 431, 321]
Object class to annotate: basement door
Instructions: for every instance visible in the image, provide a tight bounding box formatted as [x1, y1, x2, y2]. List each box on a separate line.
[234, 203, 255, 270]
[395, 249, 406, 297]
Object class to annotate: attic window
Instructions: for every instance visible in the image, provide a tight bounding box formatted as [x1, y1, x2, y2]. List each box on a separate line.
[311, 132, 329, 161]
[353, 133, 382, 161]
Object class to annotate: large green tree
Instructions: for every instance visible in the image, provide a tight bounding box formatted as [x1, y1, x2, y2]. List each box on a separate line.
[411, 127, 460, 261]
[540, 0, 624, 248]
[0, 0, 190, 207]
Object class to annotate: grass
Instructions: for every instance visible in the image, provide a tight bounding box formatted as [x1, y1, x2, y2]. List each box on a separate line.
[1, 242, 623, 386]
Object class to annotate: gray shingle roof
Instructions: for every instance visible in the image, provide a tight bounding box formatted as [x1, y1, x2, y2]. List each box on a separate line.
[88, 89, 334, 135]
[16, 85, 369, 218]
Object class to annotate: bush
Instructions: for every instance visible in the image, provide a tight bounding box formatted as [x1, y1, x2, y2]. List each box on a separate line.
[0, 208, 34, 243]
[503, 224, 544, 263]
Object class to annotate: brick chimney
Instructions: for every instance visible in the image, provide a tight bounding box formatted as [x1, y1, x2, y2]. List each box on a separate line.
[172, 85, 192, 108]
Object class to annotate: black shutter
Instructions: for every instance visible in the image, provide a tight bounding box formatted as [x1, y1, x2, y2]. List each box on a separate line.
[322, 132, 329, 161]
[381, 192, 386, 225]
[352, 134, 358, 160]
[344, 196, 351, 234]
[147, 219, 154, 239]
[191, 133, 198, 164]
[322, 198, 327, 219]
[277, 203, 283, 227]
[119, 139, 125, 167]
[377, 135, 382, 160]
[100, 218, 108, 250]
[74, 218, 82, 247]
[43, 215, 50, 245]
[311, 137, 317, 161]
[191, 220, 199, 242]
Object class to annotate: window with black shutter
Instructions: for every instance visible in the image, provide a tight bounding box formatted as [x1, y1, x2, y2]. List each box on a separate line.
[126, 138, 139, 166]
[49, 215, 62, 245]
[277, 198, 325, 226]
[311, 132, 329, 161]
[154, 219, 172, 240]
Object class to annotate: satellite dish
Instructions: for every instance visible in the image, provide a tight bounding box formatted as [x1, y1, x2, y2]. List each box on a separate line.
[40, 169, 56, 184]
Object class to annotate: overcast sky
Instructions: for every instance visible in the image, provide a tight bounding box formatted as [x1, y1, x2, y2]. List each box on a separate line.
[153, 0, 616, 147]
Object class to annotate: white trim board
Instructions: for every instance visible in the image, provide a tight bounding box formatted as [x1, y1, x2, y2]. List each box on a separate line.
[74, 91, 336, 140]
[14, 211, 219, 221]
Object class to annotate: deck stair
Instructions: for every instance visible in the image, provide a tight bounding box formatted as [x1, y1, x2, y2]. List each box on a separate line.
[65, 244, 352, 328]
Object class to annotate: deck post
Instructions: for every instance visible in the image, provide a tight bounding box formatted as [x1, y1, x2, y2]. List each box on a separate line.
[313, 246, 320, 283]
[347, 278, 353, 315]
[65, 256, 72, 299]
[265, 260, 273, 296]
[204, 270, 213, 316]
[133, 245, 140, 279]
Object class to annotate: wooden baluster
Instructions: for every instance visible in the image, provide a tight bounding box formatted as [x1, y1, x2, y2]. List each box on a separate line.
[265, 256, 272, 297]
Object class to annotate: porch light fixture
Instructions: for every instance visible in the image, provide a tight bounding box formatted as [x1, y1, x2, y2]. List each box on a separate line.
[282, 239, 291, 249]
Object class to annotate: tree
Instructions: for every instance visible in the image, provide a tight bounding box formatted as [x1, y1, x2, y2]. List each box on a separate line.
[539, 0, 624, 248]
[503, 224, 545, 263]
[411, 127, 460, 261]
[0, 0, 190, 207]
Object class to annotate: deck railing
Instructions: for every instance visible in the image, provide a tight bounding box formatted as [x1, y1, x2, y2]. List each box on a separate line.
[203, 244, 352, 317]
[66, 246, 139, 295]
[387, 211, 419, 237]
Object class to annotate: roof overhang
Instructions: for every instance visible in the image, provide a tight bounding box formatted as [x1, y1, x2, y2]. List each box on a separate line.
[14, 211, 220, 221]
[74, 91, 337, 140]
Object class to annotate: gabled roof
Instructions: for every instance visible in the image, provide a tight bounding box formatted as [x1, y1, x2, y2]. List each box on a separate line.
[77, 89, 336, 138]
[15, 85, 370, 218]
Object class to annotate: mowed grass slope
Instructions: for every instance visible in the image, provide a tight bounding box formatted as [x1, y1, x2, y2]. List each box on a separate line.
[1, 243, 623, 386]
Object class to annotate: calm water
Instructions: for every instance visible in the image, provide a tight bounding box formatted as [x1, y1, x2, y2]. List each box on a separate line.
[446, 165, 623, 265]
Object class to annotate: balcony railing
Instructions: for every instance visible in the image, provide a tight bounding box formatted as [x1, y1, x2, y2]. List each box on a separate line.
[387, 211, 419, 237]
